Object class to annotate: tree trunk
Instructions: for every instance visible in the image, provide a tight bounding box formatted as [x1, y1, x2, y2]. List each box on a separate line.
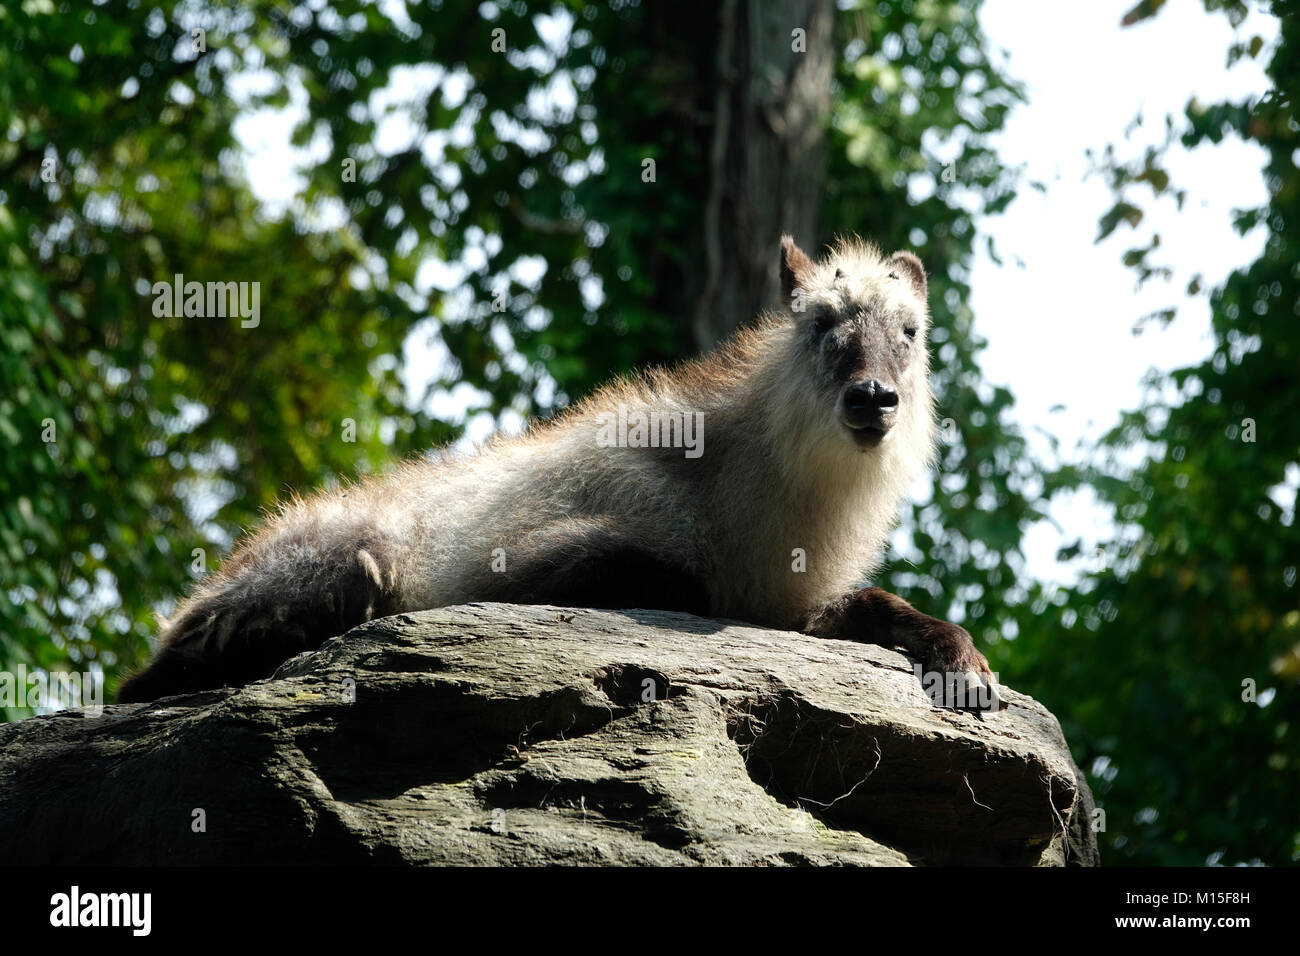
[691, 0, 833, 349]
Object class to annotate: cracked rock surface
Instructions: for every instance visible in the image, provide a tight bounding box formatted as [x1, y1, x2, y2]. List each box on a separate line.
[0, 603, 1097, 865]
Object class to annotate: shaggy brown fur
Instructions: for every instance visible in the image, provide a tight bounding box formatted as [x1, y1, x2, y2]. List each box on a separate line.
[119, 236, 999, 710]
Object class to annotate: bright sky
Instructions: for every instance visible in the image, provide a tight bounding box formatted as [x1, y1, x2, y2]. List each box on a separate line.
[232, 0, 1280, 587]
[972, 0, 1277, 583]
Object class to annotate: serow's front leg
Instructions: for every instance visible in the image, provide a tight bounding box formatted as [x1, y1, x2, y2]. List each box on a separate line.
[807, 587, 1003, 711]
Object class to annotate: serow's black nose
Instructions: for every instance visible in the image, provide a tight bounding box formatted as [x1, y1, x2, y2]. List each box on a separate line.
[843, 380, 898, 430]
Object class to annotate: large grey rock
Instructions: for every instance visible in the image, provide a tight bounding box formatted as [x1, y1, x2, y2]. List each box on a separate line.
[0, 604, 1097, 865]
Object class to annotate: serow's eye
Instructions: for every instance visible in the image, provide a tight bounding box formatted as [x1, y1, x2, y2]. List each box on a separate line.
[903, 326, 917, 340]
[814, 309, 836, 334]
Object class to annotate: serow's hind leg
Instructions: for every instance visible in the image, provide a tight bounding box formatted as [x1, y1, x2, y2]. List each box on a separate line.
[118, 539, 398, 703]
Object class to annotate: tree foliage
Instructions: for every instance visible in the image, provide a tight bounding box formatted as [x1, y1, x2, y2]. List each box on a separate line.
[1, 0, 441, 711]
[1004, 0, 1299, 865]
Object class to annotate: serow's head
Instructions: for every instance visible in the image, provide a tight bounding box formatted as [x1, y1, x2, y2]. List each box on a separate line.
[779, 235, 932, 451]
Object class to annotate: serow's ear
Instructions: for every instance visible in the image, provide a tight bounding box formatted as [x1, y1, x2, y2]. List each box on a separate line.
[889, 251, 927, 302]
[779, 235, 816, 305]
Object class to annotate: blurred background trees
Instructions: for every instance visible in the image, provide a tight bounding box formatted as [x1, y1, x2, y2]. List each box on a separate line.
[0, 0, 1293, 865]
[1001, 0, 1300, 865]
